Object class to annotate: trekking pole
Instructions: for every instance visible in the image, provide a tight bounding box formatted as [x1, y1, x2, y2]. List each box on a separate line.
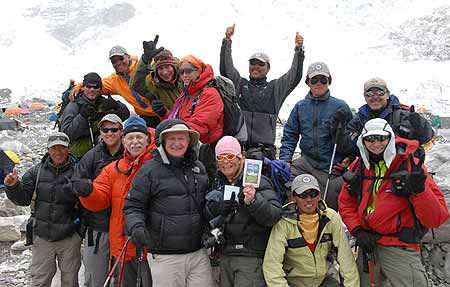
[102, 238, 130, 287]
[136, 246, 144, 287]
[87, 120, 96, 148]
[366, 252, 375, 287]
[324, 122, 342, 202]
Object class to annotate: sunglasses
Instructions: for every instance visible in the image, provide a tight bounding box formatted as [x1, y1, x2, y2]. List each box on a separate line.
[249, 59, 267, 66]
[48, 135, 69, 143]
[110, 56, 125, 64]
[364, 89, 386, 98]
[363, 134, 390, 143]
[100, 127, 121, 133]
[296, 189, 320, 199]
[179, 67, 197, 75]
[310, 76, 329, 85]
[84, 84, 101, 90]
[216, 153, 238, 162]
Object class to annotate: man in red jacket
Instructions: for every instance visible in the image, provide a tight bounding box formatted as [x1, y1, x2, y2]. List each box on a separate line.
[338, 118, 449, 287]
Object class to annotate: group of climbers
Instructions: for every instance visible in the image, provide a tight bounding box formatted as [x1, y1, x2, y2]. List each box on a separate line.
[1, 23, 448, 287]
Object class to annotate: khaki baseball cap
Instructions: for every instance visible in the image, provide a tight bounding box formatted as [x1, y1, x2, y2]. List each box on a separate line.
[98, 114, 123, 128]
[249, 52, 270, 64]
[109, 46, 127, 59]
[364, 77, 388, 92]
[292, 174, 321, 196]
[307, 62, 330, 78]
[47, 132, 70, 148]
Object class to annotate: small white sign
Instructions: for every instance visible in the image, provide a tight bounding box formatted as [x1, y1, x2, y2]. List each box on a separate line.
[224, 185, 240, 202]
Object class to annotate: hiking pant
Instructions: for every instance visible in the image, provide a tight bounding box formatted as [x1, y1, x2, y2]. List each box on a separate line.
[147, 248, 213, 287]
[220, 256, 266, 287]
[31, 233, 82, 287]
[357, 245, 428, 287]
[291, 156, 343, 210]
[113, 256, 152, 287]
[83, 229, 110, 287]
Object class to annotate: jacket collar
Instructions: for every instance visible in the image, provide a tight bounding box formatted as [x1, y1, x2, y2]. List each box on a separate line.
[305, 90, 331, 101]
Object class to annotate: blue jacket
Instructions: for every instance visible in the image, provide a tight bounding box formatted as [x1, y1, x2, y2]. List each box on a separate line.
[342, 94, 434, 155]
[280, 91, 352, 171]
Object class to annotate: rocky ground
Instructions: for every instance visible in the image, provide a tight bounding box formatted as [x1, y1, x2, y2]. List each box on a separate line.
[0, 105, 449, 286]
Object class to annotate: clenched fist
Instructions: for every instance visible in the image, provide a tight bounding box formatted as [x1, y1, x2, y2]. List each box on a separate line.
[4, 168, 19, 187]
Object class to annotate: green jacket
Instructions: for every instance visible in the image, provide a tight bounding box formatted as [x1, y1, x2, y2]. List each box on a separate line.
[130, 58, 182, 110]
[263, 202, 359, 287]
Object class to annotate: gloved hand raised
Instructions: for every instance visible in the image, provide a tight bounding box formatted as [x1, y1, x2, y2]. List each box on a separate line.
[151, 100, 167, 118]
[130, 226, 151, 249]
[142, 35, 164, 64]
[353, 228, 376, 253]
[103, 95, 119, 112]
[209, 193, 238, 216]
[405, 152, 427, 195]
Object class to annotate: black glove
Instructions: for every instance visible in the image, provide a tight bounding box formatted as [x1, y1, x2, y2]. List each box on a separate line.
[408, 111, 422, 128]
[405, 154, 427, 194]
[66, 177, 93, 197]
[331, 109, 348, 135]
[130, 226, 151, 249]
[209, 193, 237, 216]
[103, 95, 119, 112]
[79, 103, 97, 120]
[151, 100, 167, 117]
[353, 228, 376, 253]
[142, 35, 164, 64]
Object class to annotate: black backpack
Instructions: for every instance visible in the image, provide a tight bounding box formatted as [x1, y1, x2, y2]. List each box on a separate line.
[192, 76, 247, 143]
[54, 80, 75, 129]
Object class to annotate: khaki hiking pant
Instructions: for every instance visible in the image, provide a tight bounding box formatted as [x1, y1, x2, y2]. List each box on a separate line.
[31, 233, 82, 287]
[219, 256, 266, 287]
[357, 244, 428, 287]
[147, 248, 213, 287]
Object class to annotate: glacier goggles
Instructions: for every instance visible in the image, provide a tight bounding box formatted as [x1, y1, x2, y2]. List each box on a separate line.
[363, 134, 390, 143]
[296, 189, 320, 199]
[310, 76, 329, 85]
[100, 127, 121, 134]
[364, 88, 387, 98]
[179, 67, 197, 75]
[216, 153, 239, 162]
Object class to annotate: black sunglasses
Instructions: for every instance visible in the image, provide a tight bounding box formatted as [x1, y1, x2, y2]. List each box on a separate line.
[100, 127, 121, 133]
[310, 76, 329, 85]
[110, 56, 125, 64]
[48, 135, 69, 143]
[249, 59, 267, 66]
[179, 67, 197, 75]
[364, 89, 386, 98]
[84, 84, 101, 90]
[296, 189, 320, 199]
[363, 134, 390, 143]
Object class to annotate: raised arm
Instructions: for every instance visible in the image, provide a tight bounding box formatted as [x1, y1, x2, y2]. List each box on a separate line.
[220, 24, 243, 87]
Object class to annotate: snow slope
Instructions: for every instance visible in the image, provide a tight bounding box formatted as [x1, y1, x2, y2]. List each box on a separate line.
[1, 0, 449, 118]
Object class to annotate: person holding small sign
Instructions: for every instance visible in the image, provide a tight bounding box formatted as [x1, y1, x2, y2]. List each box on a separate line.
[205, 136, 283, 287]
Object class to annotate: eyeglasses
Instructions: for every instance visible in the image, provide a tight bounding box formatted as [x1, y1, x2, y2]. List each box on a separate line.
[310, 76, 329, 85]
[216, 153, 238, 162]
[84, 84, 101, 90]
[363, 134, 390, 143]
[296, 189, 320, 199]
[364, 89, 386, 98]
[179, 67, 197, 75]
[48, 135, 69, 143]
[110, 56, 125, 64]
[100, 127, 121, 133]
[249, 59, 267, 66]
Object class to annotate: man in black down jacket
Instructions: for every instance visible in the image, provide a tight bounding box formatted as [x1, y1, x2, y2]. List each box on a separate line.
[4, 132, 81, 287]
[124, 118, 213, 287]
[220, 24, 305, 159]
[72, 114, 124, 287]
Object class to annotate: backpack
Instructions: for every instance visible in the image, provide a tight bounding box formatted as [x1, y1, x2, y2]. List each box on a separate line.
[54, 80, 75, 129]
[192, 76, 247, 143]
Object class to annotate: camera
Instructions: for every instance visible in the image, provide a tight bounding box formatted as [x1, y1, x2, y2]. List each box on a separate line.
[203, 227, 226, 248]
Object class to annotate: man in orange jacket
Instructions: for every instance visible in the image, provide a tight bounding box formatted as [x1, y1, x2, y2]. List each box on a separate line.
[73, 115, 155, 286]
[71, 46, 161, 127]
